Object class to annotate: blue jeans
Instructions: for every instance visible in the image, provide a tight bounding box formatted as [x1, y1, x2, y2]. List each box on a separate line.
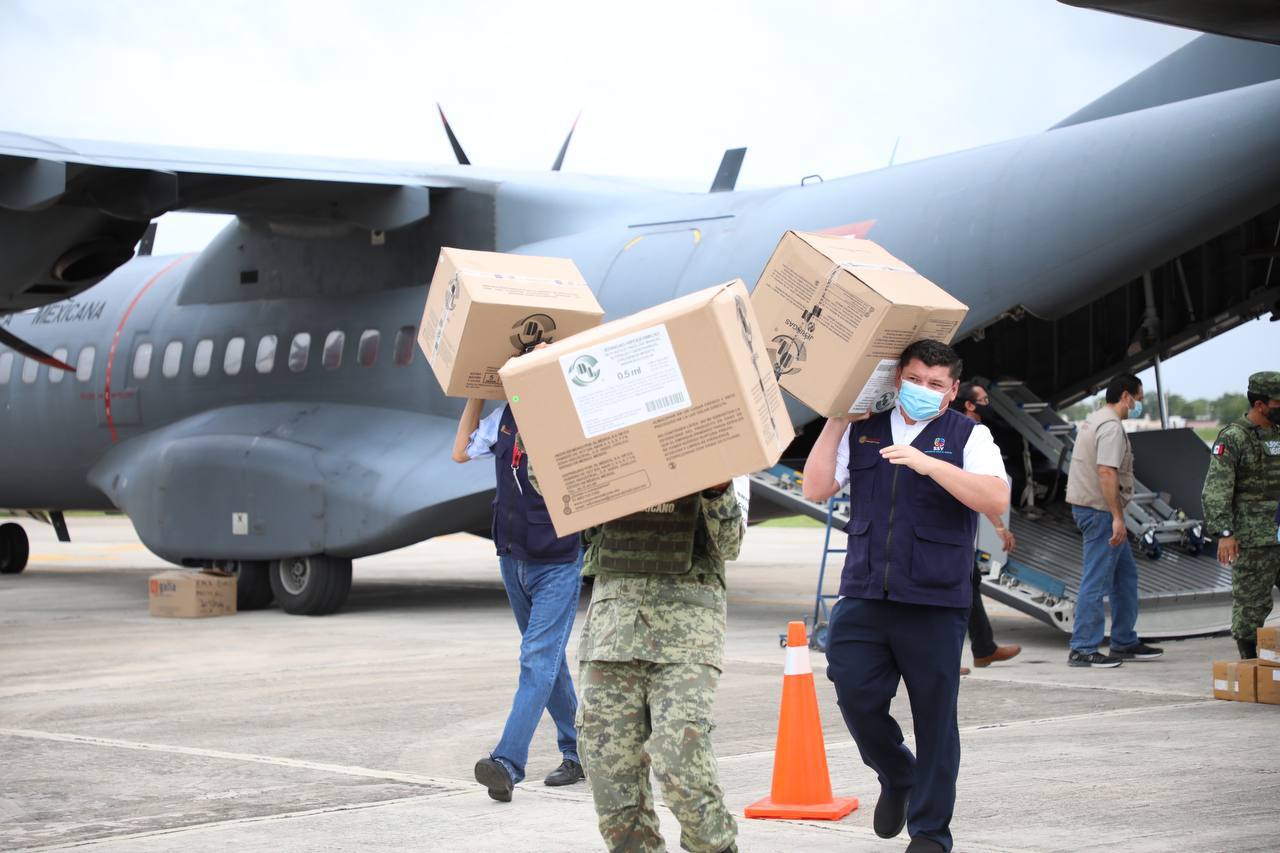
[492, 554, 582, 783]
[1070, 506, 1140, 654]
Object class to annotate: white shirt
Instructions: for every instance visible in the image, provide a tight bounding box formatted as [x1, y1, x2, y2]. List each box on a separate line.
[465, 406, 506, 460]
[833, 407, 1008, 489]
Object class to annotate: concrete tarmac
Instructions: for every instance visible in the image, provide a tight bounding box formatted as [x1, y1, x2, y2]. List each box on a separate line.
[1, 517, 1275, 852]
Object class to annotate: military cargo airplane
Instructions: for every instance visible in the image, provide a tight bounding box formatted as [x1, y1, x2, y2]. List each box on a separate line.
[2, 3, 1279, 618]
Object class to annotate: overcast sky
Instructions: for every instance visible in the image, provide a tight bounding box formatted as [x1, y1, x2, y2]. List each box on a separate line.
[0, 1, 1271, 398]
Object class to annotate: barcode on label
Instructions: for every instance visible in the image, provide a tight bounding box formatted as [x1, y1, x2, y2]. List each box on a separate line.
[645, 391, 687, 413]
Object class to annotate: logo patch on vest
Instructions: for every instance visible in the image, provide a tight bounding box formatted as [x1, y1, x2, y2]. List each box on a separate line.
[927, 436, 951, 455]
[858, 435, 881, 445]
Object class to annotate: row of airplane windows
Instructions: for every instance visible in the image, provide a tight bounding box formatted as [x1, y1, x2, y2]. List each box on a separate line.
[0, 326, 419, 387]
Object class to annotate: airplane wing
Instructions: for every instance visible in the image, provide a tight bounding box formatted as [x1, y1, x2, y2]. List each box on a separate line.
[0, 131, 472, 313]
[1060, 1, 1280, 45]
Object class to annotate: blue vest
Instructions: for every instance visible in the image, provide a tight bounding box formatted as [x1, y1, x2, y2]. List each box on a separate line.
[840, 409, 978, 609]
[492, 406, 581, 563]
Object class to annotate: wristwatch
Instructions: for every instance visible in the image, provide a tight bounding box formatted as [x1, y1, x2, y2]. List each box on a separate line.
[1220, 529, 1233, 538]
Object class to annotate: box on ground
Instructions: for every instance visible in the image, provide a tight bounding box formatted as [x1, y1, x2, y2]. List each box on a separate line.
[418, 248, 604, 399]
[1257, 626, 1279, 665]
[1211, 660, 1258, 702]
[499, 279, 794, 536]
[751, 231, 968, 417]
[149, 570, 236, 618]
[1256, 662, 1280, 705]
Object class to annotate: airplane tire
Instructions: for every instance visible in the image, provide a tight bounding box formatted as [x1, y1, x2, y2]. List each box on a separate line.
[269, 555, 352, 616]
[0, 523, 29, 575]
[231, 560, 274, 610]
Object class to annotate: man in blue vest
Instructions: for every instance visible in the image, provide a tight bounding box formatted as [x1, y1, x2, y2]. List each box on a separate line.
[803, 340, 1010, 853]
[453, 393, 585, 801]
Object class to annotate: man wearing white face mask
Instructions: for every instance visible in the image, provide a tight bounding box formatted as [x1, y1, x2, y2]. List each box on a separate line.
[802, 340, 1010, 853]
[1065, 374, 1163, 667]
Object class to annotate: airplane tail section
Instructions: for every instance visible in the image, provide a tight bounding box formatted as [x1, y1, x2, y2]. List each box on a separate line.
[1053, 33, 1280, 128]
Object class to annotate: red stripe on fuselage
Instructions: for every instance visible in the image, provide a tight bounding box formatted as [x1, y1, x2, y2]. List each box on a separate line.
[816, 219, 877, 238]
[103, 256, 189, 443]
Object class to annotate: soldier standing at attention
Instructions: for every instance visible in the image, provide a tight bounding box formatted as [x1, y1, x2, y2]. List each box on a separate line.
[803, 340, 1010, 853]
[575, 477, 750, 853]
[1201, 372, 1280, 659]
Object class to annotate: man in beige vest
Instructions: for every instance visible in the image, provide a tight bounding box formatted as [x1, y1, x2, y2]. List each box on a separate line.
[1064, 374, 1163, 668]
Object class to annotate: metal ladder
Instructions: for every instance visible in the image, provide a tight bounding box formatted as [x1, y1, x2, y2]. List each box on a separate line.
[985, 380, 1204, 558]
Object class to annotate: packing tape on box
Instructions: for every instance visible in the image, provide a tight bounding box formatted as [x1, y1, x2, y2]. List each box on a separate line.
[458, 268, 579, 288]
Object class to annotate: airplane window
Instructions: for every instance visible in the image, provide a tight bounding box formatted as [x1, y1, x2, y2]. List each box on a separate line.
[289, 332, 311, 372]
[76, 347, 95, 382]
[255, 335, 277, 374]
[358, 330, 380, 368]
[162, 341, 184, 379]
[394, 326, 416, 366]
[22, 357, 39, 384]
[224, 337, 245, 375]
[193, 339, 213, 377]
[323, 331, 345, 370]
[0, 351, 12, 384]
[49, 347, 70, 384]
[132, 342, 153, 380]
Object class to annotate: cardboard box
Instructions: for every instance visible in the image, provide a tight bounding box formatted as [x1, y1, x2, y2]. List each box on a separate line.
[418, 248, 604, 399]
[1211, 659, 1259, 702]
[499, 279, 794, 535]
[751, 231, 969, 416]
[149, 570, 237, 618]
[1257, 626, 1280, 666]
[1256, 662, 1280, 705]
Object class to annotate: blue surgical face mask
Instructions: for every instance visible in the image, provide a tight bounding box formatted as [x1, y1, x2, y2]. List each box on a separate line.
[1128, 398, 1144, 419]
[898, 379, 946, 421]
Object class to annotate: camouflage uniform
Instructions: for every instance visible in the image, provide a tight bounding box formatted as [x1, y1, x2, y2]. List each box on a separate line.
[576, 487, 744, 853]
[1201, 372, 1280, 642]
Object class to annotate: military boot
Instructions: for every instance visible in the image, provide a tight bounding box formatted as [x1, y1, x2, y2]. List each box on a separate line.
[1237, 638, 1258, 660]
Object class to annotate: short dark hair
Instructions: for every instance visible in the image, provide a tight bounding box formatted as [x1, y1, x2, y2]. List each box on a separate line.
[899, 339, 962, 380]
[1104, 374, 1142, 404]
[951, 381, 981, 411]
[1248, 392, 1268, 407]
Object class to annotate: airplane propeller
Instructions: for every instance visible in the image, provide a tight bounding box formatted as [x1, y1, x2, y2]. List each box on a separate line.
[0, 327, 75, 373]
[435, 105, 582, 172]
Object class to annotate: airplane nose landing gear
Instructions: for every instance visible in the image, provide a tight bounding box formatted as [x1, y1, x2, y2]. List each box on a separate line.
[268, 555, 352, 615]
[0, 523, 29, 574]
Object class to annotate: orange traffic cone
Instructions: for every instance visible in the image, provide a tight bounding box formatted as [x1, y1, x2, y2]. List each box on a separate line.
[744, 621, 859, 821]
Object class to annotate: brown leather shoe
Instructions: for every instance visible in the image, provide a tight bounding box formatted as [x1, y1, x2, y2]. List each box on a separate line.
[959, 666, 971, 675]
[974, 644, 1021, 667]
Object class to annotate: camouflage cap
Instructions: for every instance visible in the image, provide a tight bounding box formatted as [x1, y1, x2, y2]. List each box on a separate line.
[1247, 371, 1280, 399]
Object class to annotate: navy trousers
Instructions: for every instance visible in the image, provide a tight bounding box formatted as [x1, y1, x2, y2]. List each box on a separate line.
[826, 597, 967, 851]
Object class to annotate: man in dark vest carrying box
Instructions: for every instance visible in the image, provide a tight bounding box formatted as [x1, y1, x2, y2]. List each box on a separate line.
[803, 340, 1010, 853]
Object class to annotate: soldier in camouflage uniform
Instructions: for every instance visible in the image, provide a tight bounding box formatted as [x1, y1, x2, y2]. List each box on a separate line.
[575, 479, 747, 853]
[1201, 372, 1280, 659]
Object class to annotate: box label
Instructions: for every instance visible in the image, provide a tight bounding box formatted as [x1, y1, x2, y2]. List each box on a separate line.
[849, 358, 900, 414]
[1213, 679, 1228, 691]
[559, 324, 691, 438]
[1260, 648, 1278, 662]
[427, 274, 461, 358]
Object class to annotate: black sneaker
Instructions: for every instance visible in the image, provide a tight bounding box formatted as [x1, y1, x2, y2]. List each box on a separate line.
[474, 757, 514, 802]
[1110, 642, 1164, 661]
[543, 758, 584, 787]
[1068, 650, 1123, 668]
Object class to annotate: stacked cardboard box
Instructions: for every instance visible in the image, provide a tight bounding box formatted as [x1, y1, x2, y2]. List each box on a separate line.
[1256, 627, 1280, 705]
[499, 279, 794, 535]
[418, 248, 604, 399]
[1211, 627, 1280, 704]
[751, 232, 968, 417]
[149, 570, 236, 618]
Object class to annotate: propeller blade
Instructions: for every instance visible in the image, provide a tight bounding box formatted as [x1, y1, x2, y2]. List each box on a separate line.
[137, 221, 158, 257]
[709, 147, 746, 193]
[0, 327, 75, 372]
[436, 103, 471, 166]
[551, 111, 581, 172]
